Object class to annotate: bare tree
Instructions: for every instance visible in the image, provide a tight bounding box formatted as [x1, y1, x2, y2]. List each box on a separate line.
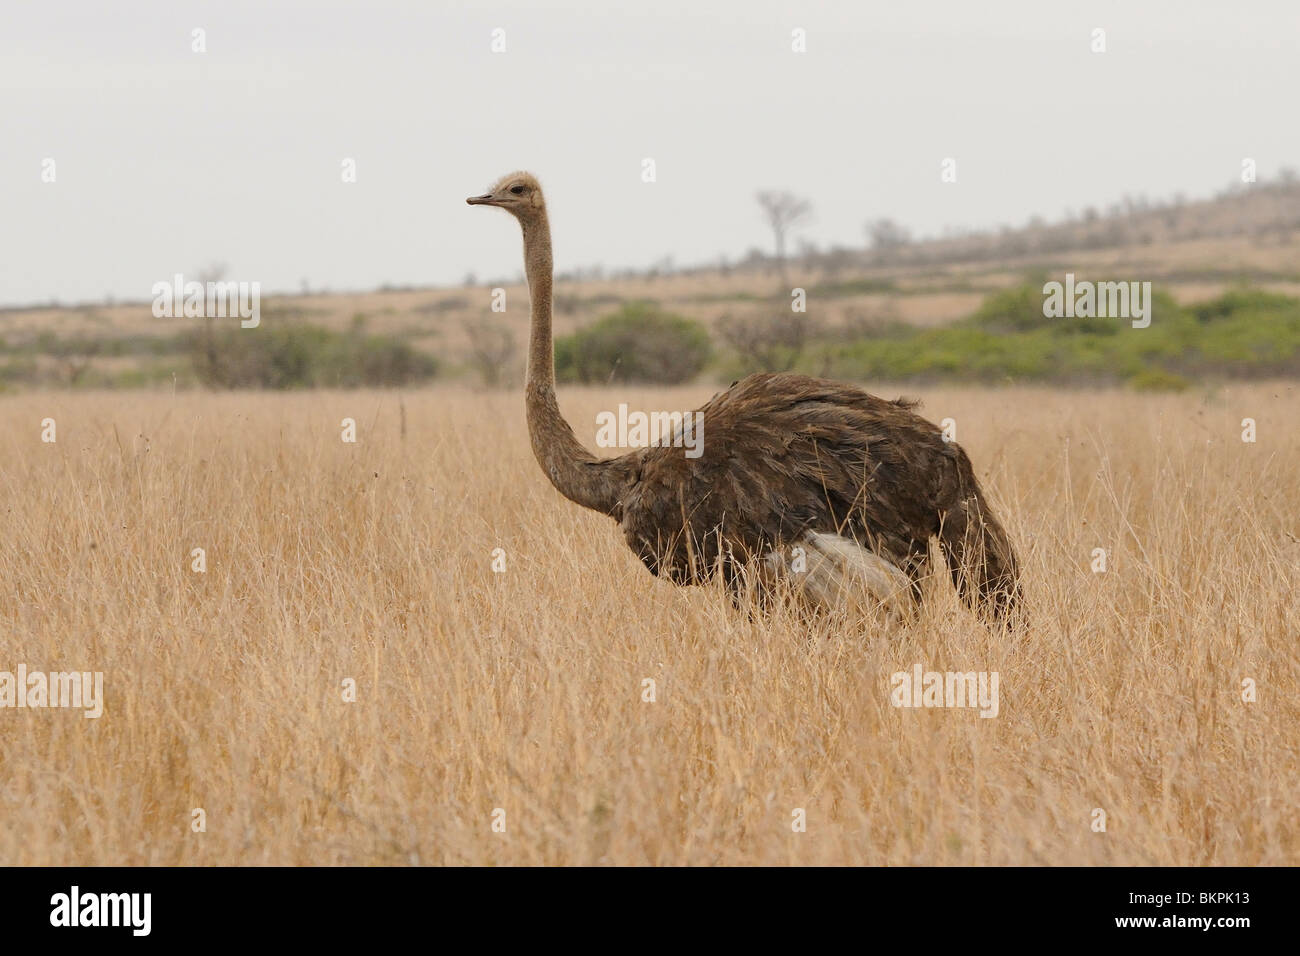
[717, 309, 822, 375]
[464, 319, 518, 388]
[56, 318, 102, 386]
[193, 261, 230, 387]
[865, 218, 912, 254]
[756, 191, 812, 286]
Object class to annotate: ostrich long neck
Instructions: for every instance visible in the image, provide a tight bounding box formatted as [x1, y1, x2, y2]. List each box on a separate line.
[521, 211, 625, 516]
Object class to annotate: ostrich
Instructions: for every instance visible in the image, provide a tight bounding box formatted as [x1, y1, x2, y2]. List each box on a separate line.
[467, 172, 1020, 622]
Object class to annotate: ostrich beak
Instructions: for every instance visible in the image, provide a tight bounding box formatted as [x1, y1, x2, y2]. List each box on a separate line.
[466, 193, 497, 206]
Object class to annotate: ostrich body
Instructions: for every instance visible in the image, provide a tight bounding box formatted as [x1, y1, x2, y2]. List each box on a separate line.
[468, 173, 1020, 621]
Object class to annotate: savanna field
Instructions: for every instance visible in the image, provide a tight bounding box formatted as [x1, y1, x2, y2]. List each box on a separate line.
[1, 382, 1296, 865]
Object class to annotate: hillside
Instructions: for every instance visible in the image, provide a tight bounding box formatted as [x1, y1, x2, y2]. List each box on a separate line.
[4, 179, 1300, 390]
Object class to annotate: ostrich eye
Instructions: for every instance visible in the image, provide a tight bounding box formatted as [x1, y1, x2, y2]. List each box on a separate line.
[509, 185, 526, 195]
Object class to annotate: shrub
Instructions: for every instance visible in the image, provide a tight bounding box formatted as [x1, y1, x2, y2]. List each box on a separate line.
[967, 282, 1050, 333]
[187, 321, 438, 389]
[716, 310, 822, 376]
[555, 302, 711, 384]
[795, 282, 1300, 388]
[1130, 368, 1191, 392]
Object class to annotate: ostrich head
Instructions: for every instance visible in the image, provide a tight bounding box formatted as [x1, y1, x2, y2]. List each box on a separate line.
[466, 171, 545, 221]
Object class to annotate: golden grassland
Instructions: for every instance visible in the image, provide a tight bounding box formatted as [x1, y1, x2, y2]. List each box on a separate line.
[1, 382, 1297, 865]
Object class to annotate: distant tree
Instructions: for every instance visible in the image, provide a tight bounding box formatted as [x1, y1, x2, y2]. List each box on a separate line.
[866, 217, 912, 252]
[53, 325, 101, 386]
[821, 245, 858, 279]
[464, 319, 518, 388]
[192, 261, 229, 383]
[756, 191, 813, 286]
[717, 309, 822, 375]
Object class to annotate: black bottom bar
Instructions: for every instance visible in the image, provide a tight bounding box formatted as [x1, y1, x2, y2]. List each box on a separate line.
[0, 866, 1285, 942]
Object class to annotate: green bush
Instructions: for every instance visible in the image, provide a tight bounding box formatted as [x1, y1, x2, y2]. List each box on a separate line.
[555, 302, 711, 384]
[187, 321, 438, 389]
[1130, 368, 1191, 392]
[967, 282, 1050, 333]
[1190, 287, 1297, 322]
[794, 282, 1300, 387]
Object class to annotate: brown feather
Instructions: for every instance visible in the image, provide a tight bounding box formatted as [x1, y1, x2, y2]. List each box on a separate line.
[616, 372, 1021, 620]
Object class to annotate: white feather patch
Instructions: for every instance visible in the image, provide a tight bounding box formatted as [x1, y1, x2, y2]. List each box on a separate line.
[764, 532, 912, 623]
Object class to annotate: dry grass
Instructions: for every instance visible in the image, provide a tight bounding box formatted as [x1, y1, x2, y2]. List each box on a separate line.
[1, 382, 1297, 865]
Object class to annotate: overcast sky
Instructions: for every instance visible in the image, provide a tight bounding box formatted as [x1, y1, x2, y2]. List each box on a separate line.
[2, 0, 1297, 306]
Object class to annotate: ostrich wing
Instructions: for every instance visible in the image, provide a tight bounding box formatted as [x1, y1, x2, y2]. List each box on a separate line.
[618, 372, 956, 588]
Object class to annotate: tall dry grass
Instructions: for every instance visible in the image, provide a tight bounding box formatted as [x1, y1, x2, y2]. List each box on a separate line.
[1, 382, 1297, 865]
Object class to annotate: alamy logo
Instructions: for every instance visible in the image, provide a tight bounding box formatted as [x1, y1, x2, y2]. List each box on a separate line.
[1043, 273, 1151, 328]
[595, 404, 704, 458]
[151, 273, 260, 328]
[50, 886, 151, 936]
[890, 663, 999, 718]
[0, 666, 103, 718]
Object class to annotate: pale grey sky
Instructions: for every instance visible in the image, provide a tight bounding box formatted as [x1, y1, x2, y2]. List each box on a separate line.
[2, 0, 1297, 306]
